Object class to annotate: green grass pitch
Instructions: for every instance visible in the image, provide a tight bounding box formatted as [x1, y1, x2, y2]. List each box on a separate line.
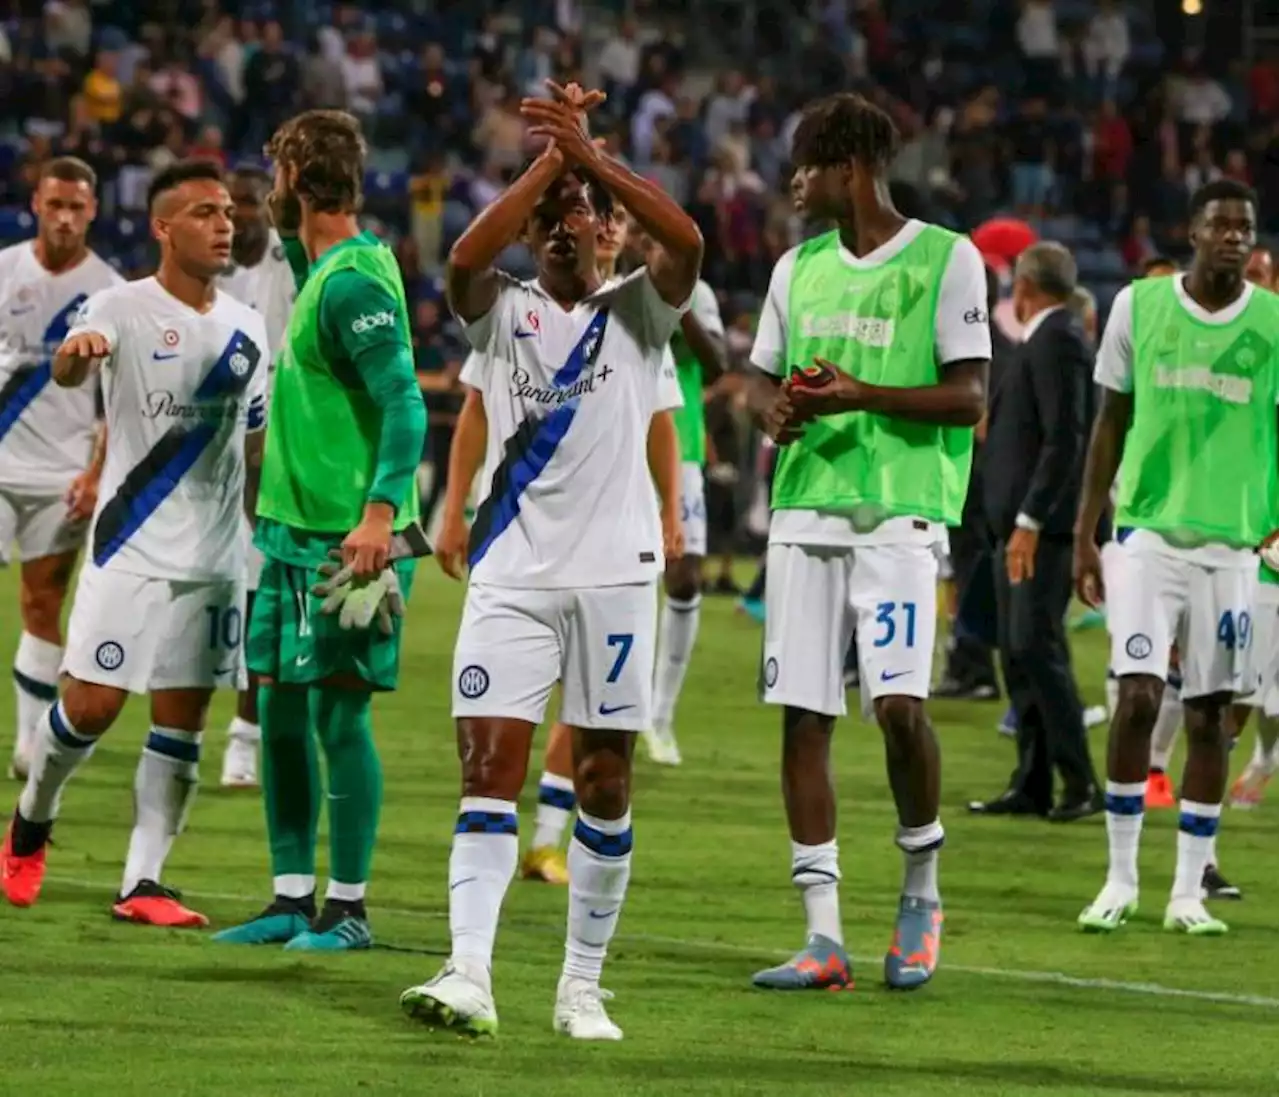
[0, 563, 1275, 1096]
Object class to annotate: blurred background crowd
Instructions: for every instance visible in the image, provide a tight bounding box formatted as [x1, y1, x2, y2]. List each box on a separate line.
[1, 0, 1275, 577]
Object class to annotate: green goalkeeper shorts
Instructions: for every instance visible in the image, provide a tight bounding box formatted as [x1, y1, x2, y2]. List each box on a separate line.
[246, 555, 416, 691]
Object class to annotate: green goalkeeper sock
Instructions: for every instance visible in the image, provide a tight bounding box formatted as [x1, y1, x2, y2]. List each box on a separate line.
[312, 686, 382, 894]
[260, 684, 322, 886]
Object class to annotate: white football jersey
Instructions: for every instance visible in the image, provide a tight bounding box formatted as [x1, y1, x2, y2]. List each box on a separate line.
[68, 278, 269, 581]
[460, 268, 687, 589]
[217, 231, 296, 361]
[0, 242, 122, 494]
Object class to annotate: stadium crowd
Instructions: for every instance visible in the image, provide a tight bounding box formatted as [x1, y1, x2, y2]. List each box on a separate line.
[2, 1, 1277, 556]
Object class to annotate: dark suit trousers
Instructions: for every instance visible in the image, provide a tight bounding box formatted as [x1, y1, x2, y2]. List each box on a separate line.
[994, 537, 1097, 806]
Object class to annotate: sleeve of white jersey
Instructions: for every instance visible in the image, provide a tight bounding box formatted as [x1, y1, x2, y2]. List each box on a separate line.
[1094, 285, 1134, 393]
[612, 269, 690, 352]
[690, 280, 725, 338]
[458, 349, 487, 391]
[66, 287, 123, 363]
[459, 271, 522, 353]
[749, 249, 796, 376]
[245, 313, 270, 433]
[934, 237, 993, 366]
[655, 346, 684, 412]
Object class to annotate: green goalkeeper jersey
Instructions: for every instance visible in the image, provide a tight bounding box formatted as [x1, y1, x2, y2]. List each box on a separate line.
[256, 233, 425, 566]
[670, 280, 724, 465]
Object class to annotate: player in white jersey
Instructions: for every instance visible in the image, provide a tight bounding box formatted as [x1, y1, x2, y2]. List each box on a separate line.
[399, 81, 703, 1041]
[508, 202, 685, 885]
[0, 157, 122, 780]
[1, 161, 269, 927]
[215, 165, 297, 789]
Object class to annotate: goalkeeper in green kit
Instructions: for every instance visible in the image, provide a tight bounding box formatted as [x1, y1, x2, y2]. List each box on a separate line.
[214, 111, 426, 951]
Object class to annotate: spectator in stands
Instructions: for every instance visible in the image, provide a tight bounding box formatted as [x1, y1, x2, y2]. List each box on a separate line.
[340, 27, 384, 129]
[410, 153, 448, 277]
[472, 83, 526, 171]
[1016, 0, 1060, 95]
[244, 20, 298, 150]
[1176, 67, 1233, 127]
[1008, 96, 1054, 216]
[150, 51, 203, 122]
[597, 17, 641, 106]
[81, 48, 122, 126]
[1083, 0, 1129, 90]
[1120, 213, 1158, 273]
[299, 29, 347, 111]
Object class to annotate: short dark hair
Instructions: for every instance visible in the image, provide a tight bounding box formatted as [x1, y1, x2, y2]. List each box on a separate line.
[39, 156, 97, 190]
[267, 110, 366, 214]
[147, 159, 226, 212]
[1189, 179, 1258, 220]
[1141, 255, 1178, 276]
[790, 93, 899, 171]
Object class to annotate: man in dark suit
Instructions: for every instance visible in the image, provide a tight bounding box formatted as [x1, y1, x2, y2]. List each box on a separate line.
[938, 266, 1011, 698]
[969, 242, 1101, 821]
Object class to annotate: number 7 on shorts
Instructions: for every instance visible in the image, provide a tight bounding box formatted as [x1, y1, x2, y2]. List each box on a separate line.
[606, 633, 634, 683]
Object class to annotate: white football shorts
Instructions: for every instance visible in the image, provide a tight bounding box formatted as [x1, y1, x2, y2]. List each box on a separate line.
[452, 581, 658, 731]
[1107, 531, 1253, 699]
[761, 540, 938, 718]
[63, 563, 246, 694]
[679, 461, 707, 557]
[0, 487, 87, 566]
[1240, 576, 1278, 717]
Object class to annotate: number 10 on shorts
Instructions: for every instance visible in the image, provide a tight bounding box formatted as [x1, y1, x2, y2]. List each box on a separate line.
[206, 605, 243, 651]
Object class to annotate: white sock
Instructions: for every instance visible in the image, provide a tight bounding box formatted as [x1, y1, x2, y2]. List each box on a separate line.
[1104, 673, 1118, 718]
[897, 820, 944, 902]
[1252, 716, 1279, 773]
[449, 796, 519, 992]
[326, 879, 366, 902]
[652, 595, 701, 727]
[273, 873, 316, 900]
[791, 839, 843, 945]
[532, 772, 575, 850]
[1149, 683, 1182, 772]
[563, 809, 633, 985]
[12, 632, 61, 760]
[1205, 831, 1218, 869]
[228, 715, 261, 744]
[18, 701, 97, 823]
[1172, 799, 1221, 901]
[1103, 780, 1145, 891]
[121, 727, 201, 896]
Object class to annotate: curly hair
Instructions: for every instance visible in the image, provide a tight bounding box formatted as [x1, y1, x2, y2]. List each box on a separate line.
[267, 110, 367, 214]
[790, 93, 899, 171]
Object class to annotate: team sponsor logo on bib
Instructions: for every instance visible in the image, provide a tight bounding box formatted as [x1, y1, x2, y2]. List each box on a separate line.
[1152, 365, 1252, 405]
[351, 310, 396, 334]
[799, 313, 895, 347]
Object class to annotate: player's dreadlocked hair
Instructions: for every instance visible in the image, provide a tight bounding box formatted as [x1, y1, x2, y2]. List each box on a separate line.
[267, 110, 367, 214]
[790, 93, 900, 171]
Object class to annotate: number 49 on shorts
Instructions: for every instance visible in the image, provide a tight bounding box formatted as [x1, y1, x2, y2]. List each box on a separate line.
[1218, 610, 1251, 651]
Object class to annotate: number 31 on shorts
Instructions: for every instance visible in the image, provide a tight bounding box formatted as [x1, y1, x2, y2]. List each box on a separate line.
[872, 601, 918, 649]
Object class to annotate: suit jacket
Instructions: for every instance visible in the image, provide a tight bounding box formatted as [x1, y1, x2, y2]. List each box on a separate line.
[983, 308, 1090, 541]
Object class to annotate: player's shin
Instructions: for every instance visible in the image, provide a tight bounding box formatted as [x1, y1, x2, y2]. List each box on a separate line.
[260, 684, 321, 899]
[11, 632, 61, 776]
[450, 797, 520, 990]
[564, 808, 633, 985]
[313, 687, 381, 907]
[1104, 679, 1163, 890]
[122, 727, 201, 895]
[651, 593, 701, 732]
[15, 700, 98, 844]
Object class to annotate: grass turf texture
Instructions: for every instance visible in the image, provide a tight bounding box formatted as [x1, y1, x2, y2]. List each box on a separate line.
[0, 563, 1275, 1096]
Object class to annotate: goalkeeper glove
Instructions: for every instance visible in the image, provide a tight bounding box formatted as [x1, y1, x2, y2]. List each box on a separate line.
[311, 522, 431, 635]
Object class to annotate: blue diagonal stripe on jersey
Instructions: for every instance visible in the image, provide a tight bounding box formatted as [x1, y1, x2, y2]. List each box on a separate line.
[467, 309, 610, 568]
[92, 328, 262, 567]
[0, 294, 88, 445]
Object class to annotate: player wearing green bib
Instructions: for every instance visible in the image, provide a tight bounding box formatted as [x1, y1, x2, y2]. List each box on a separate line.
[1231, 247, 1280, 809]
[1074, 181, 1279, 937]
[214, 111, 426, 952]
[747, 94, 989, 992]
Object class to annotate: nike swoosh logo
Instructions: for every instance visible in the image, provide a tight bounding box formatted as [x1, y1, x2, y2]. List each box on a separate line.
[152, 351, 179, 361]
[296, 654, 312, 667]
[514, 329, 537, 339]
[880, 670, 911, 682]
[587, 908, 617, 920]
[450, 876, 477, 891]
[598, 703, 635, 716]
